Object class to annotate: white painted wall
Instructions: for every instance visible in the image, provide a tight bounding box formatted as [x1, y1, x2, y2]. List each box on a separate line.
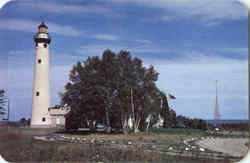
[31, 33, 51, 127]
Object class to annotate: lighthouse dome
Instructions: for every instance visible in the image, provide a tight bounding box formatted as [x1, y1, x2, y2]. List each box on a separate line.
[38, 22, 48, 33]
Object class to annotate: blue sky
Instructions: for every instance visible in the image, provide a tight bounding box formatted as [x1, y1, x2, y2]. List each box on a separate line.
[0, 0, 248, 121]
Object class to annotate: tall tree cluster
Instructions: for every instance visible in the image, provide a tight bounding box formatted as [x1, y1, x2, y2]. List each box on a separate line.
[60, 50, 162, 132]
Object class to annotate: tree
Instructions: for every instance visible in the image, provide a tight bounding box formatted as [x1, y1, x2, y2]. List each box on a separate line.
[160, 92, 171, 128]
[168, 108, 177, 127]
[0, 89, 5, 115]
[60, 50, 160, 132]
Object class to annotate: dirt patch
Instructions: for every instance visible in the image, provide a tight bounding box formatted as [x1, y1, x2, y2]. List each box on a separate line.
[196, 138, 248, 157]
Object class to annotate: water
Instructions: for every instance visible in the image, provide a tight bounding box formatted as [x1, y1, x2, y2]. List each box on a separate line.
[205, 120, 248, 125]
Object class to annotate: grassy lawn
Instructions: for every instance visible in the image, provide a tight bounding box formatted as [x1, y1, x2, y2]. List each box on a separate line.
[0, 126, 235, 162]
[59, 128, 205, 146]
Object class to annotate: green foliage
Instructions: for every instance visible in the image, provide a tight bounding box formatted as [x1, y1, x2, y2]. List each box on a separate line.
[61, 50, 161, 130]
[175, 115, 207, 130]
[61, 50, 207, 131]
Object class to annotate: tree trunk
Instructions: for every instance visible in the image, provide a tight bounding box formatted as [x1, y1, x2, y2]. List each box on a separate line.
[89, 120, 95, 132]
[146, 115, 151, 132]
[121, 114, 128, 134]
[130, 88, 135, 128]
[130, 88, 142, 133]
[134, 117, 141, 133]
[105, 107, 111, 133]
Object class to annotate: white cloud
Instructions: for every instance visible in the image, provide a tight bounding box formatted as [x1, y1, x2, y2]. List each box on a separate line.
[76, 42, 248, 60]
[0, 19, 125, 40]
[219, 47, 248, 55]
[0, 19, 83, 37]
[105, 0, 247, 21]
[76, 44, 130, 57]
[145, 56, 248, 100]
[204, 21, 220, 27]
[94, 34, 119, 41]
[76, 43, 171, 57]
[160, 16, 176, 22]
[51, 65, 72, 99]
[7, 64, 71, 98]
[76, 43, 248, 101]
[135, 39, 152, 44]
[17, 2, 111, 14]
[6, 43, 248, 119]
[145, 55, 248, 119]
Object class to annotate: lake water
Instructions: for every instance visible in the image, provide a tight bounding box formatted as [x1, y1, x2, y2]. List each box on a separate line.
[205, 120, 248, 125]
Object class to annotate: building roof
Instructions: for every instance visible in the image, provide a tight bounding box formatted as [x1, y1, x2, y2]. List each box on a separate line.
[49, 105, 70, 116]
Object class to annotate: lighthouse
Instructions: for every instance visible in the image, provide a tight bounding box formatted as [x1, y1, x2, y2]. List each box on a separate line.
[31, 22, 51, 127]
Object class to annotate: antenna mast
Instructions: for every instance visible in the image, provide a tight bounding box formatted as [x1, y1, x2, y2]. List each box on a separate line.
[8, 98, 10, 121]
[214, 80, 221, 120]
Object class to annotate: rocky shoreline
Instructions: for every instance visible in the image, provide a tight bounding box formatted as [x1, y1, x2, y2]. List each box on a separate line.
[33, 134, 246, 161]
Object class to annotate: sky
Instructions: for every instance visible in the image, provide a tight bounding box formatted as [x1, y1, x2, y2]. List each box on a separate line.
[0, 0, 248, 121]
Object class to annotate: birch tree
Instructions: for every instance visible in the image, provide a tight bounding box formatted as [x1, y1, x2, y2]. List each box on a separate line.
[61, 50, 160, 132]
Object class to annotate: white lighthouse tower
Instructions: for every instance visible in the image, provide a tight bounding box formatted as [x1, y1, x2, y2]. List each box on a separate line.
[31, 22, 51, 127]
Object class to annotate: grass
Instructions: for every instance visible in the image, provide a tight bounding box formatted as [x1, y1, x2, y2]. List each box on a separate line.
[59, 129, 204, 147]
[0, 126, 240, 162]
[149, 128, 206, 135]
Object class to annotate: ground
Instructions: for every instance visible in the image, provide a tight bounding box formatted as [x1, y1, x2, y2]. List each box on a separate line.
[0, 126, 247, 162]
[196, 138, 248, 157]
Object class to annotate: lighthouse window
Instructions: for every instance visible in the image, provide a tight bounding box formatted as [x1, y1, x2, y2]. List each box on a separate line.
[38, 59, 41, 64]
[44, 43, 47, 48]
[36, 92, 40, 96]
[42, 117, 46, 122]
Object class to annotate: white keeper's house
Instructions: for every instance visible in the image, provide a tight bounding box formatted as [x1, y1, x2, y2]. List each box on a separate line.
[48, 105, 70, 128]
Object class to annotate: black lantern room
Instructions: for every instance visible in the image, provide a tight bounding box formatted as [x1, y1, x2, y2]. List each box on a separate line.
[34, 22, 51, 44]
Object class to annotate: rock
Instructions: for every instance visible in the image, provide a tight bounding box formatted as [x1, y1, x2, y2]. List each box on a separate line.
[199, 147, 205, 152]
[152, 140, 157, 143]
[134, 128, 140, 133]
